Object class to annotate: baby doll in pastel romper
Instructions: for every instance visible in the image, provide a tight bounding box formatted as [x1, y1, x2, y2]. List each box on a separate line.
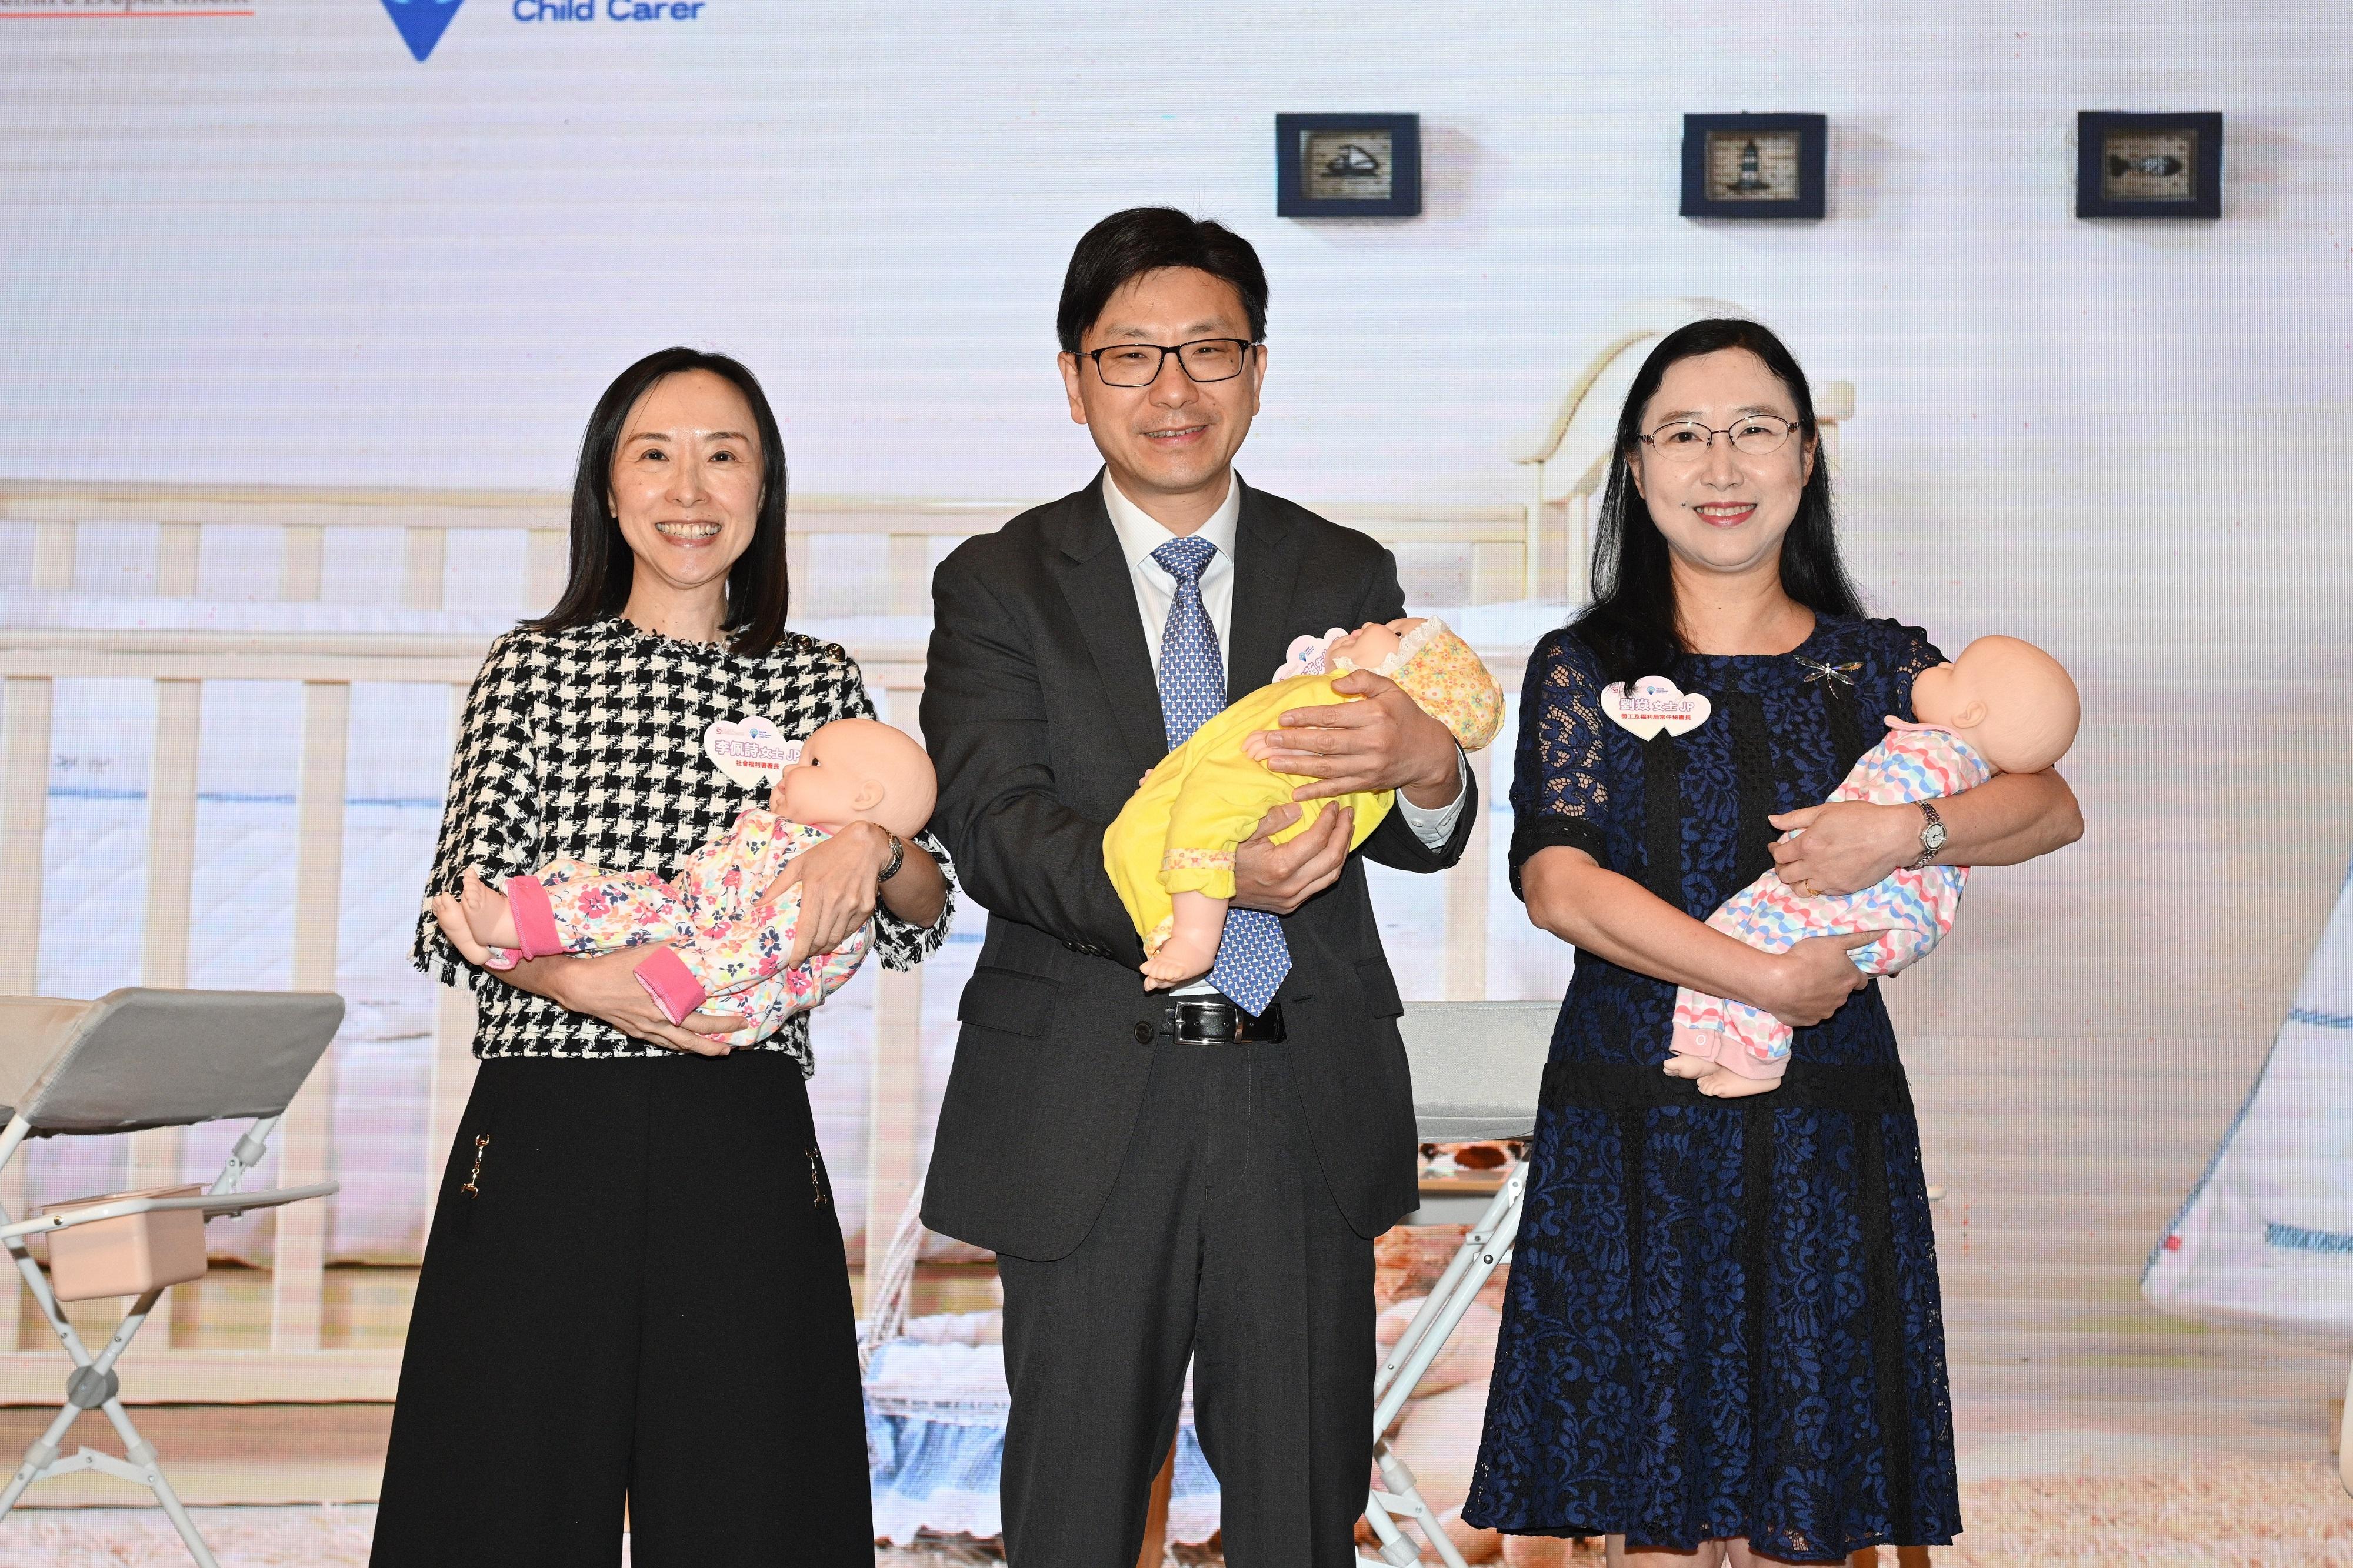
[433, 718, 936, 1048]
[1667, 635, 2081, 1097]
[1106, 616, 1504, 990]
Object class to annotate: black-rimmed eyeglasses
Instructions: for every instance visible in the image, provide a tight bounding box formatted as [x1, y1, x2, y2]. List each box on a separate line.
[1639, 414, 1801, 461]
[1079, 339, 1261, 388]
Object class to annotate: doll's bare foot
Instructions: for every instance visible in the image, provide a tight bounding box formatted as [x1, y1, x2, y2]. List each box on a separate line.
[1141, 936, 1216, 991]
[432, 891, 494, 968]
[457, 866, 522, 950]
[1662, 1053, 1780, 1097]
[429, 866, 522, 969]
[1142, 890, 1226, 990]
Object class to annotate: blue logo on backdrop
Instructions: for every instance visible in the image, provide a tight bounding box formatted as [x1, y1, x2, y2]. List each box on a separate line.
[382, 0, 709, 59]
[381, 0, 466, 62]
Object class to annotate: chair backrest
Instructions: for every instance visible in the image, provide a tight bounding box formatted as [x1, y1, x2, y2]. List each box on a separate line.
[0, 989, 344, 1135]
[1398, 1000, 1558, 1143]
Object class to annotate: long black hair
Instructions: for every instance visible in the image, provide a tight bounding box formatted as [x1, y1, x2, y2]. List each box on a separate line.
[526, 346, 792, 656]
[1575, 318, 1862, 685]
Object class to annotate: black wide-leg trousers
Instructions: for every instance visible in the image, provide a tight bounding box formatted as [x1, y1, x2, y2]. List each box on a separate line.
[370, 1052, 872, 1567]
[995, 1035, 1377, 1568]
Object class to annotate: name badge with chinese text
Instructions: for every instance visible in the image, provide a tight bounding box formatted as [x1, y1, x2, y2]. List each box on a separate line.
[704, 716, 800, 789]
[1601, 677, 1712, 740]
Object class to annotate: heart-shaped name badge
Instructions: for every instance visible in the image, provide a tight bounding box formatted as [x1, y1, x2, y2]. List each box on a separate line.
[704, 716, 798, 790]
[1601, 677, 1712, 740]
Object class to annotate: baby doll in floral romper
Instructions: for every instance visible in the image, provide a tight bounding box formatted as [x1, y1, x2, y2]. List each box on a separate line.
[433, 718, 936, 1049]
[1667, 635, 2079, 1097]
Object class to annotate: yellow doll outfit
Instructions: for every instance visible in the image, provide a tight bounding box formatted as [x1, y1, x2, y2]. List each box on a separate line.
[1104, 618, 1502, 955]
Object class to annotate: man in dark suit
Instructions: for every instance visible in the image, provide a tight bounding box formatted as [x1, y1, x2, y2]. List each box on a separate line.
[919, 208, 1475, 1568]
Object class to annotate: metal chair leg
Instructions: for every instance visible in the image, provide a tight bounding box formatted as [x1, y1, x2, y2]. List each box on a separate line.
[0, 1104, 232, 1568]
[1358, 1170, 1525, 1566]
[101, 1397, 219, 1568]
[0, 1398, 85, 1522]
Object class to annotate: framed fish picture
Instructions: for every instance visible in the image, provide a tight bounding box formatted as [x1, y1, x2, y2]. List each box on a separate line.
[1680, 114, 1828, 220]
[1275, 113, 1421, 218]
[2077, 111, 2222, 219]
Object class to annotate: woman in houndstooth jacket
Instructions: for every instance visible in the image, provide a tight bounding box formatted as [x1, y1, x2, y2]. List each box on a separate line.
[372, 348, 954, 1568]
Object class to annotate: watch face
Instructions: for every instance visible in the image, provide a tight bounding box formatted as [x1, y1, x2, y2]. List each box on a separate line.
[1922, 822, 1949, 852]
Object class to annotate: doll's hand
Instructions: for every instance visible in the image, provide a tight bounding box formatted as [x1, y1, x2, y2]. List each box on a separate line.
[1768, 802, 1918, 896]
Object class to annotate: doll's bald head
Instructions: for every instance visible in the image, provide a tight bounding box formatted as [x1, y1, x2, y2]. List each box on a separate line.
[772, 718, 937, 838]
[1911, 636, 2079, 775]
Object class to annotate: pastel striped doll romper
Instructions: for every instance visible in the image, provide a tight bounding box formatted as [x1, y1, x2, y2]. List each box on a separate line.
[1669, 720, 1993, 1082]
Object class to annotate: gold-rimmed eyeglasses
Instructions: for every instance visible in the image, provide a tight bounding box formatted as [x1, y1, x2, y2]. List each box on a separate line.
[1639, 413, 1801, 462]
[1080, 338, 1260, 388]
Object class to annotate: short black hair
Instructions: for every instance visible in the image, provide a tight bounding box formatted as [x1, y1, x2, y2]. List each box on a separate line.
[526, 346, 792, 657]
[1056, 207, 1269, 354]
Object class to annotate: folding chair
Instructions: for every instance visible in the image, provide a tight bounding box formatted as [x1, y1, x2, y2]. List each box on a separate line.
[1361, 1000, 1555, 1568]
[0, 987, 342, 1568]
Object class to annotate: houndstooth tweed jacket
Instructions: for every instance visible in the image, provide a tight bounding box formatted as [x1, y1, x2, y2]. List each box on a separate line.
[412, 617, 955, 1070]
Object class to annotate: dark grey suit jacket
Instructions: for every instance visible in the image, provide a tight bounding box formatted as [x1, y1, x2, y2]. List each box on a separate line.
[918, 475, 1475, 1262]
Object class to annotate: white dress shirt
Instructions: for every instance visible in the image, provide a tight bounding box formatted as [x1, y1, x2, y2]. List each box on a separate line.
[1099, 469, 1468, 851]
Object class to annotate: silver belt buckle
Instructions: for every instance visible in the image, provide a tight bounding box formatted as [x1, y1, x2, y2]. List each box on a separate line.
[1169, 997, 1239, 1043]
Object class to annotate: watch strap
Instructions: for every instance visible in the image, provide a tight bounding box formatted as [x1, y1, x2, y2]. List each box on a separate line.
[876, 829, 906, 884]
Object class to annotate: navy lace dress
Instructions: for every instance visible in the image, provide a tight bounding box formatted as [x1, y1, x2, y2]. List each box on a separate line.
[1463, 615, 1964, 1560]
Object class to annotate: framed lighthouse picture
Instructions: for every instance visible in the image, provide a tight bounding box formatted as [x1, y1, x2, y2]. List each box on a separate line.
[1681, 114, 1828, 220]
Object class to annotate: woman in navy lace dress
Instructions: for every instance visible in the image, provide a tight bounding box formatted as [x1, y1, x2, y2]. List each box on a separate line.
[1464, 321, 2081, 1564]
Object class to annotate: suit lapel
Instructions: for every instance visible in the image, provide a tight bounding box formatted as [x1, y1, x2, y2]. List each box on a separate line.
[1225, 480, 1301, 703]
[1049, 479, 1172, 772]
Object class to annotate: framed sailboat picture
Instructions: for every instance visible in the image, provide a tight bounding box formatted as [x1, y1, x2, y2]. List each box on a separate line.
[1680, 113, 1828, 220]
[1275, 113, 1421, 218]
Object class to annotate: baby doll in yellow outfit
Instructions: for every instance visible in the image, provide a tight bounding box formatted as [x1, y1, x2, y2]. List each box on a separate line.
[1105, 616, 1503, 990]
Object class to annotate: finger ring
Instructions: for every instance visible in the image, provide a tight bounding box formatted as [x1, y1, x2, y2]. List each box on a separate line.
[1800, 879, 1820, 897]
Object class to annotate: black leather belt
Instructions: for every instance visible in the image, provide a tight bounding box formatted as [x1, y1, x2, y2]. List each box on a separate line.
[1163, 996, 1286, 1043]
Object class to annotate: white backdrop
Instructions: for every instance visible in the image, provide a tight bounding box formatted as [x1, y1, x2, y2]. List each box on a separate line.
[2, 0, 2351, 1470]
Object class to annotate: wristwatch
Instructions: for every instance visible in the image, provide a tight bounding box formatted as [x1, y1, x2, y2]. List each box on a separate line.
[1907, 802, 1947, 871]
[876, 829, 906, 885]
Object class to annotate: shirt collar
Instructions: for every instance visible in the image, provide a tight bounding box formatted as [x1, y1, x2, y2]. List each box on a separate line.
[1101, 468, 1242, 578]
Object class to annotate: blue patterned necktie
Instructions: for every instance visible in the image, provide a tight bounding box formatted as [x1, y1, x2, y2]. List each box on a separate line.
[1149, 535, 1291, 1015]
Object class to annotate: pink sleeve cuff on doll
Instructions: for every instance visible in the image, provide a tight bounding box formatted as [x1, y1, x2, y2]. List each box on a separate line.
[631, 946, 708, 1026]
[502, 873, 564, 961]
